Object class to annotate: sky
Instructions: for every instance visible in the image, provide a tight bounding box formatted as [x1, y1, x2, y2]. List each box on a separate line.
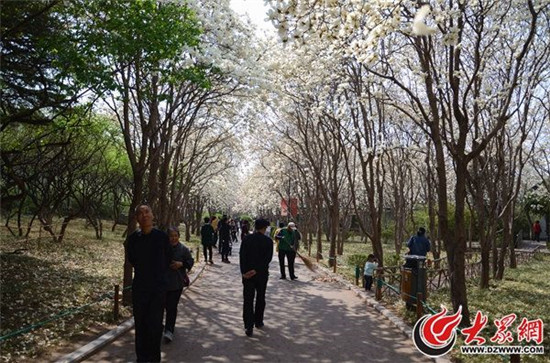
[230, 0, 276, 36]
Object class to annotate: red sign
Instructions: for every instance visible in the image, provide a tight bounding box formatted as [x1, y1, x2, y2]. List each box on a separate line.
[280, 198, 298, 217]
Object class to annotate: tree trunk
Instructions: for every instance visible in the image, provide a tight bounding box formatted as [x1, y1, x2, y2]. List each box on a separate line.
[316, 212, 323, 259]
[496, 207, 513, 280]
[97, 218, 103, 239]
[17, 199, 25, 237]
[25, 214, 37, 239]
[449, 161, 470, 324]
[424, 140, 440, 263]
[480, 237, 491, 289]
[123, 178, 143, 306]
[185, 220, 191, 242]
[492, 237, 499, 278]
[510, 225, 518, 269]
[57, 215, 75, 243]
[39, 214, 57, 242]
[337, 227, 343, 255]
[328, 203, 339, 267]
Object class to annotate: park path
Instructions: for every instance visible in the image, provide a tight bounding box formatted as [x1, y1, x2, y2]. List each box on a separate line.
[86, 242, 429, 363]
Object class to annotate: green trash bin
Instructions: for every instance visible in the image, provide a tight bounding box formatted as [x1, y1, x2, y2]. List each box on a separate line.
[401, 255, 427, 309]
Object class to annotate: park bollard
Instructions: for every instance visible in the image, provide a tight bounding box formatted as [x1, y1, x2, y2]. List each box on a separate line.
[355, 265, 360, 286]
[113, 284, 120, 321]
[333, 256, 337, 273]
[195, 248, 200, 263]
[416, 292, 423, 320]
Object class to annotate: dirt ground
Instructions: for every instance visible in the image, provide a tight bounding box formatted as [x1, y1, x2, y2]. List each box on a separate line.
[84, 242, 430, 362]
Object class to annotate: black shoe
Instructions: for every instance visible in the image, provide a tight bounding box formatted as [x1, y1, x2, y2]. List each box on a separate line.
[245, 328, 253, 337]
[291, 276, 298, 280]
[279, 276, 287, 280]
[255, 322, 264, 328]
[209, 260, 213, 264]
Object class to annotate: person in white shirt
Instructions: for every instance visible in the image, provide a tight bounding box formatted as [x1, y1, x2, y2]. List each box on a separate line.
[363, 254, 379, 292]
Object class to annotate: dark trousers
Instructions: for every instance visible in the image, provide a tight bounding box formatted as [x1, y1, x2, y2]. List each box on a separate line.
[221, 238, 230, 260]
[243, 275, 268, 329]
[534, 232, 540, 242]
[164, 288, 183, 333]
[132, 289, 165, 362]
[203, 245, 213, 261]
[364, 275, 373, 291]
[278, 250, 296, 278]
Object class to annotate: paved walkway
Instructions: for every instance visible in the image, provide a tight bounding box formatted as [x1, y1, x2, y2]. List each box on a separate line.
[468, 239, 548, 253]
[519, 240, 549, 253]
[86, 242, 429, 362]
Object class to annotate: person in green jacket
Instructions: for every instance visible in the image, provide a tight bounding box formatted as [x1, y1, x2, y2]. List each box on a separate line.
[201, 217, 215, 264]
[276, 222, 298, 280]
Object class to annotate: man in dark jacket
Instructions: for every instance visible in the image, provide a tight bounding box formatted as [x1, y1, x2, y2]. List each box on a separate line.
[201, 217, 215, 263]
[219, 215, 231, 263]
[239, 218, 274, 337]
[125, 205, 172, 363]
[404, 227, 430, 268]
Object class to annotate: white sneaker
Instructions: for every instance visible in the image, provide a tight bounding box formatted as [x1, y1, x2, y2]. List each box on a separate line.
[163, 330, 174, 343]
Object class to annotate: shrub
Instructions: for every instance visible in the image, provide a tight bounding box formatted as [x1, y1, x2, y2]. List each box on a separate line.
[347, 254, 368, 268]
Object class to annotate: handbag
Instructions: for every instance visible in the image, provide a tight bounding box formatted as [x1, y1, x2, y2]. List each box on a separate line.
[180, 271, 190, 287]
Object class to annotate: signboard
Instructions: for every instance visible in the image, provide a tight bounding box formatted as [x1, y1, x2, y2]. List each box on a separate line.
[280, 198, 298, 217]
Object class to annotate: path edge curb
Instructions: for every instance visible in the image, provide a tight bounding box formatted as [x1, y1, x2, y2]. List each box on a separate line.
[314, 263, 451, 363]
[55, 261, 208, 363]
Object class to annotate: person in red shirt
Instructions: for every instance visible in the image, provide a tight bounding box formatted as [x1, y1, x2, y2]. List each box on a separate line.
[532, 220, 542, 242]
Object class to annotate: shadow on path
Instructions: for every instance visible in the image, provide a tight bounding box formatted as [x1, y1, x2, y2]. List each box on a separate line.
[87, 243, 429, 362]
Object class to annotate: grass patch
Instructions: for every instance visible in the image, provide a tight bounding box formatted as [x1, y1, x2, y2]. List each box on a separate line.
[426, 254, 550, 362]
[0, 218, 201, 362]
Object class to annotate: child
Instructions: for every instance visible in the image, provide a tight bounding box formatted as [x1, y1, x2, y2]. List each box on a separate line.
[363, 254, 378, 292]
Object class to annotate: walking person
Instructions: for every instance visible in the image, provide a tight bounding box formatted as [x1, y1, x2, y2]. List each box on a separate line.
[211, 216, 219, 250]
[240, 218, 274, 337]
[276, 221, 298, 280]
[125, 204, 172, 363]
[219, 215, 231, 263]
[273, 222, 285, 253]
[241, 219, 250, 242]
[533, 220, 542, 242]
[201, 217, 215, 263]
[163, 227, 194, 343]
[228, 218, 237, 256]
[363, 254, 378, 292]
[264, 223, 272, 238]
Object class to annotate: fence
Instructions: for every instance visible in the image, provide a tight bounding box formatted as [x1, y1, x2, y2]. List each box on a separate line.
[0, 284, 127, 343]
[372, 249, 541, 304]
[0, 255, 207, 344]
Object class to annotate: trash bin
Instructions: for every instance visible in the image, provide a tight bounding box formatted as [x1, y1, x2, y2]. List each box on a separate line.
[401, 255, 427, 309]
